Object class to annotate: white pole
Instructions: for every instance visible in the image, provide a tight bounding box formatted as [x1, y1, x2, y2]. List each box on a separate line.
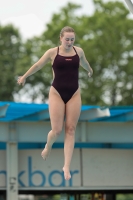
[6, 142, 18, 200]
[6, 122, 18, 200]
[125, 0, 133, 14]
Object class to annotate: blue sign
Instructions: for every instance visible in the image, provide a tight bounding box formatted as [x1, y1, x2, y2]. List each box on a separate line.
[0, 157, 79, 187]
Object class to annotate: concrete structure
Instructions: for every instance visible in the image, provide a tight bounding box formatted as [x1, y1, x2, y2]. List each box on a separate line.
[0, 102, 133, 200]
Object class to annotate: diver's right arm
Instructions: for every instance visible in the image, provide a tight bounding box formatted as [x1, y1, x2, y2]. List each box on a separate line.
[17, 49, 51, 86]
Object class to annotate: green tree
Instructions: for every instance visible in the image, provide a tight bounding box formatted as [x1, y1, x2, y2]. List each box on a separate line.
[80, 0, 133, 105]
[16, 36, 52, 102]
[117, 193, 133, 200]
[0, 24, 22, 101]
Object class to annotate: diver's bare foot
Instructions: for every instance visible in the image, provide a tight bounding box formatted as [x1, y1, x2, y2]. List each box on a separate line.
[63, 167, 71, 180]
[41, 144, 51, 160]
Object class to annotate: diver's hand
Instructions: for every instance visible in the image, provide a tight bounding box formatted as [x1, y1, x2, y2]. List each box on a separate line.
[17, 76, 26, 86]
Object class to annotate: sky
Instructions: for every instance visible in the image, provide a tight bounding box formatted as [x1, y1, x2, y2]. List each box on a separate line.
[0, 0, 95, 39]
[0, 0, 130, 40]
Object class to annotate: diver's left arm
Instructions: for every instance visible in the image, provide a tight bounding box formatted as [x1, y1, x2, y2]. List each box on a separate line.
[80, 48, 93, 77]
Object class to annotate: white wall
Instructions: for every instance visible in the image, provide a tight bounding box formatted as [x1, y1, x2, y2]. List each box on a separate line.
[0, 149, 133, 189]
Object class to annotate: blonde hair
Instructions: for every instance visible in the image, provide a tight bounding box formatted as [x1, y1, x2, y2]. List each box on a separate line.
[60, 26, 75, 37]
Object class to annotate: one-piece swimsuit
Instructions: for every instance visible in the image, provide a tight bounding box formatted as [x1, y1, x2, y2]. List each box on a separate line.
[52, 46, 80, 104]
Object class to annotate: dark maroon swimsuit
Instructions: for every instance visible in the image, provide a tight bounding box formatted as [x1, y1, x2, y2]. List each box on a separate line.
[52, 46, 80, 104]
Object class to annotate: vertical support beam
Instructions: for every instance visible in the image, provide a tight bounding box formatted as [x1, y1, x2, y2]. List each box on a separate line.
[6, 142, 18, 200]
[6, 122, 18, 200]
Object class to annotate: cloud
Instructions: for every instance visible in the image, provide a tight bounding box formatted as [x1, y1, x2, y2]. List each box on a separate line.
[1, 14, 45, 39]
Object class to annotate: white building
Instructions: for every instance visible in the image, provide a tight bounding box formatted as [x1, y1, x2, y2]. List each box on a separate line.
[0, 102, 133, 200]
